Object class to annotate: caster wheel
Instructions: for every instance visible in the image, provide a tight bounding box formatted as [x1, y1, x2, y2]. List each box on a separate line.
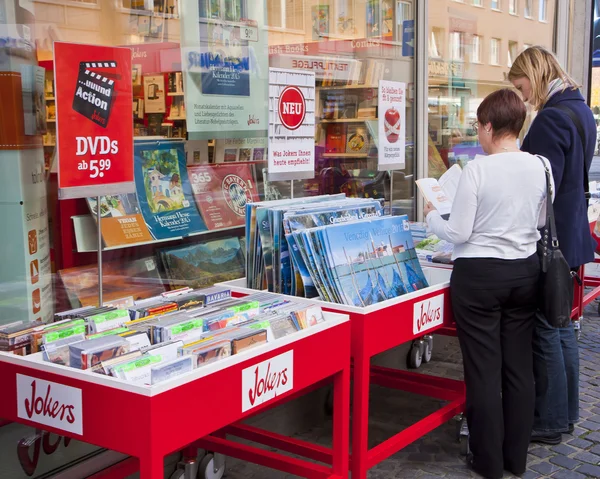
[198, 454, 225, 479]
[170, 471, 185, 479]
[325, 388, 333, 416]
[423, 336, 433, 363]
[459, 434, 470, 456]
[407, 343, 423, 369]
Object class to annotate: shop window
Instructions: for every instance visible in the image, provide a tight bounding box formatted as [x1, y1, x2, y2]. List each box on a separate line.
[509, 0, 517, 14]
[267, 0, 305, 30]
[450, 31, 465, 61]
[508, 40, 519, 66]
[472, 34, 482, 63]
[490, 37, 501, 65]
[539, 0, 547, 21]
[524, 0, 532, 17]
[491, 0, 500, 10]
[430, 27, 445, 59]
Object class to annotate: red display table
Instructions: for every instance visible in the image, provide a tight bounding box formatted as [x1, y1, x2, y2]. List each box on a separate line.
[0, 312, 351, 479]
[221, 266, 465, 479]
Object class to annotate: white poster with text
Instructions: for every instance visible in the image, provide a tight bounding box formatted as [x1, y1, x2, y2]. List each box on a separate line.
[378, 80, 406, 171]
[268, 68, 316, 181]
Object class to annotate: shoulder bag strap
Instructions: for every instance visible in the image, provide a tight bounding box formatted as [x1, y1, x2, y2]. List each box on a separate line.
[536, 155, 559, 248]
[551, 103, 590, 204]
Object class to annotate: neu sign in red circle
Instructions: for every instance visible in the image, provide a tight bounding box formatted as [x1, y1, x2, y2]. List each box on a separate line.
[278, 86, 306, 131]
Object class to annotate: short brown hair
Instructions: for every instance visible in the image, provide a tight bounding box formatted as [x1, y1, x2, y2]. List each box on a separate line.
[477, 89, 526, 140]
[508, 46, 578, 111]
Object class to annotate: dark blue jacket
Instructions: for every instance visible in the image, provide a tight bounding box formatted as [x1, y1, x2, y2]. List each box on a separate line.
[521, 87, 596, 268]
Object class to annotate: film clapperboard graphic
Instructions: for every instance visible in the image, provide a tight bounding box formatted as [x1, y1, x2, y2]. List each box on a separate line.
[73, 61, 120, 128]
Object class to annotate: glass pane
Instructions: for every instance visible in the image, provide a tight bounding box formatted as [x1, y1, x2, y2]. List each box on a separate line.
[427, 0, 557, 178]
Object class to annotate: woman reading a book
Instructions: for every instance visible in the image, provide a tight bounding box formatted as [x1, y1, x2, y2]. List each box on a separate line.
[509, 46, 596, 447]
[424, 89, 551, 479]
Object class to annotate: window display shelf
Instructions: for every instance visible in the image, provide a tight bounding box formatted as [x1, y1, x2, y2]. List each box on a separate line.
[318, 85, 379, 91]
[320, 117, 377, 124]
[71, 215, 243, 253]
[322, 153, 371, 158]
[167, 92, 185, 96]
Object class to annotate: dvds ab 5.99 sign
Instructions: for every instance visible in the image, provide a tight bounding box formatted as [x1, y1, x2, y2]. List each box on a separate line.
[378, 80, 406, 171]
[268, 68, 316, 181]
[54, 42, 134, 199]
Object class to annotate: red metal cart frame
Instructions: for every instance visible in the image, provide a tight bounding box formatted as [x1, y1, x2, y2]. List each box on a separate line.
[221, 266, 465, 479]
[0, 313, 351, 479]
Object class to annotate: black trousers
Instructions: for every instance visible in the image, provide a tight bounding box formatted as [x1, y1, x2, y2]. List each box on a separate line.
[451, 255, 539, 479]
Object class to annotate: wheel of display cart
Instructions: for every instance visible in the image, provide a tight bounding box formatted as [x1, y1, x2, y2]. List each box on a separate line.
[170, 470, 185, 479]
[407, 342, 423, 369]
[198, 453, 225, 479]
[455, 415, 470, 456]
[422, 336, 433, 363]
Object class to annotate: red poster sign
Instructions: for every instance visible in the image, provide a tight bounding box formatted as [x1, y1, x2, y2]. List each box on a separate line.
[54, 42, 134, 199]
[188, 164, 259, 230]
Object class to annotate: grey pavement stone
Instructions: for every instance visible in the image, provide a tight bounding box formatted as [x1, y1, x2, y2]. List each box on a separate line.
[573, 451, 600, 464]
[568, 438, 593, 449]
[531, 461, 562, 475]
[576, 463, 600, 477]
[551, 471, 587, 479]
[550, 455, 582, 470]
[530, 446, 554, 458]
[552, 444, 578, 456]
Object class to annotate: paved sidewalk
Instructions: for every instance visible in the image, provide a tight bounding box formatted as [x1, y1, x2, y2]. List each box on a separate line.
[227, 300, 600, 478]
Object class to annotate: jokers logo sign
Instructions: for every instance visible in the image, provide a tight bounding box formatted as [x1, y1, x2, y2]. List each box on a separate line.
[413, 294, 444, 335]
[17, 374, 83, 435]
[278, 86, 306, 130]
[242, 350, 293, 412]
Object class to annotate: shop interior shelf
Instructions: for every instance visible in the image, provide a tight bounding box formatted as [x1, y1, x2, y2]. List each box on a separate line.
[319, 117, 377, 124]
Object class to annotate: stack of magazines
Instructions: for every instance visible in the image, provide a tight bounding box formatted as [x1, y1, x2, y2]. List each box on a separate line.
[246, 195, 429, 305]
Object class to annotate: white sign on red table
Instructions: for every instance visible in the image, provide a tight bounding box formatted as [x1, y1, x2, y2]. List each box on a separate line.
[268, 68, 316, 181]
[16, 374, 83, 435]
[242, 350, 294, 412]
[413, 294, 444, 335]
[378, 80, 406, 171]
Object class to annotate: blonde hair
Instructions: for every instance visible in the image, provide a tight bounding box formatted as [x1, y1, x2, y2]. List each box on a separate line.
[508, 46, 579, 111]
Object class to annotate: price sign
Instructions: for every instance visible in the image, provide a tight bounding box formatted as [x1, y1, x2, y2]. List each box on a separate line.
[54, 42, 134, 199]
[239, 25, 258, 42]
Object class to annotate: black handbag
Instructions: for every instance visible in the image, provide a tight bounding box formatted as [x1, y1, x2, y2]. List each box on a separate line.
[536, 155, 574, 328]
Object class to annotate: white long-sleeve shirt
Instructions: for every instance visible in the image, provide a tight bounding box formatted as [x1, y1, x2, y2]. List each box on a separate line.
[426, 152, 554, 261]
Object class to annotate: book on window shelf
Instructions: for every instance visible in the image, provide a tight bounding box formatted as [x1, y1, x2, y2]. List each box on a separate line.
[58, 257, 166, 309]
[325, 124, 347, 154]
[345, 125, 370, 154]
[158, 236, 246, 290]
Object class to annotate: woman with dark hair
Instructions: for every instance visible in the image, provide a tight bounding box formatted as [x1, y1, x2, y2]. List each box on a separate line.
[509, 46, 596, 445]
[424, 89, 552, 479]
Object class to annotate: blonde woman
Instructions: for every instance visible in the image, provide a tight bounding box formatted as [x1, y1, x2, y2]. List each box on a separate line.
[509, 46, 596, 445]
